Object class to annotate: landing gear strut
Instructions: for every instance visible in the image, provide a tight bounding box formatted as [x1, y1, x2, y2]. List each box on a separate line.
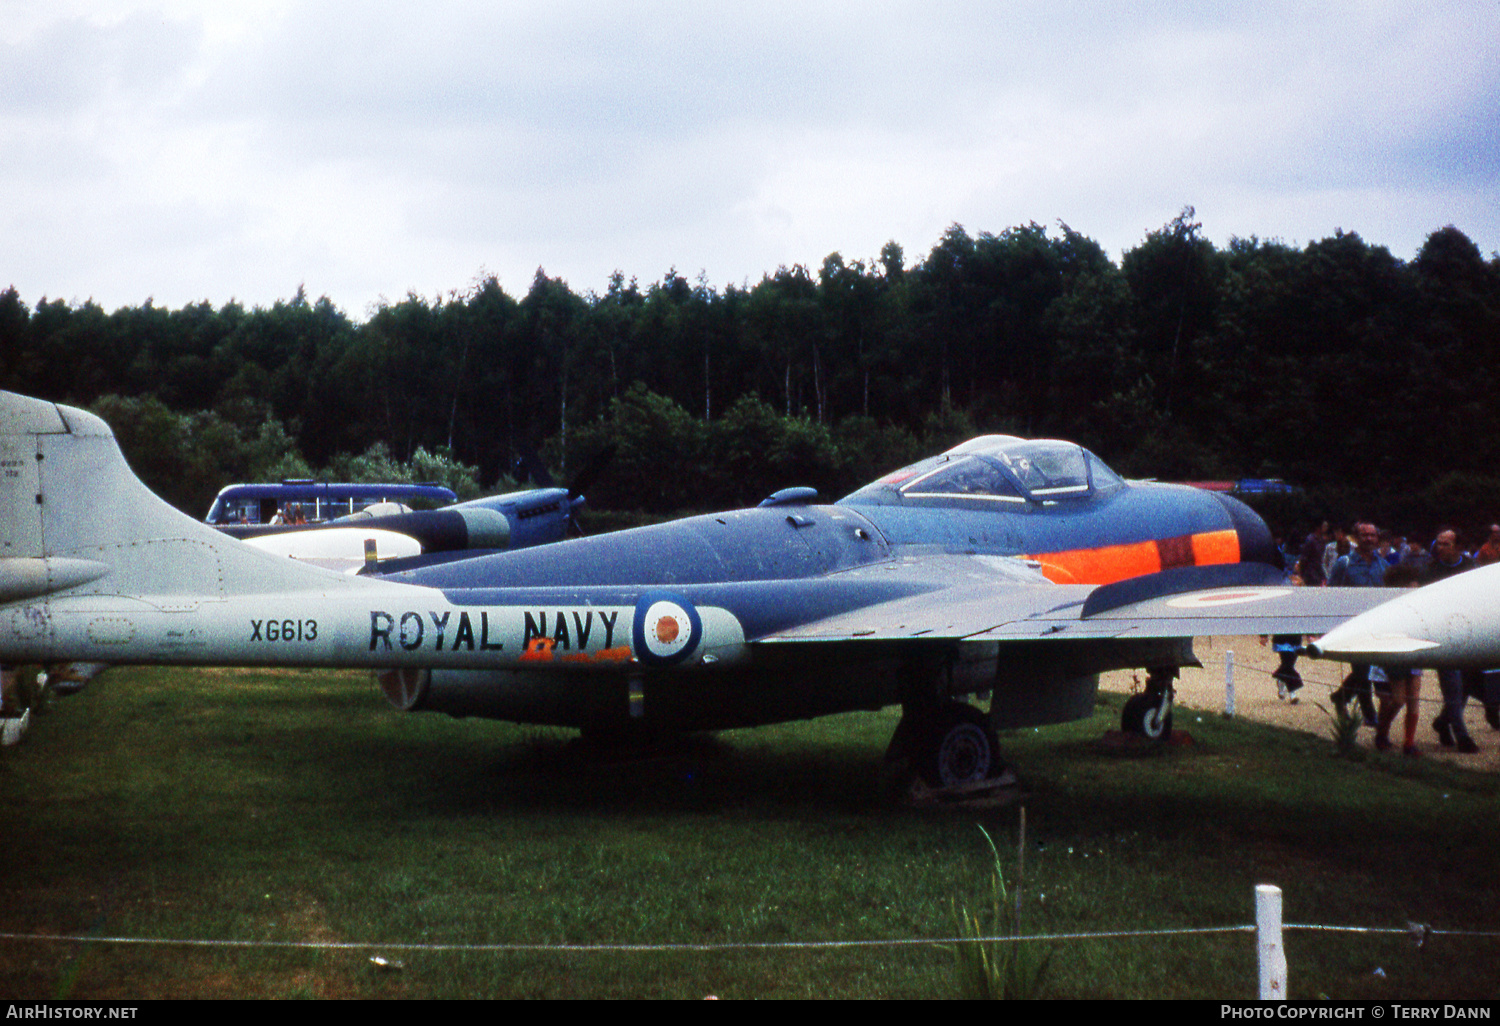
[1121, 667, 1176, 740]
[1, 664, 32, 747]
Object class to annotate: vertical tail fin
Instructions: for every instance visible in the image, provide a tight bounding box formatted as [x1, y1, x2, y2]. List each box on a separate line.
[0, 391, 61, 561]
[1, 391, 373, 604]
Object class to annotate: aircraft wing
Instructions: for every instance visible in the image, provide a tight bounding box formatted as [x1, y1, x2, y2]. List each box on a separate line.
[756, 558, 1393, 644]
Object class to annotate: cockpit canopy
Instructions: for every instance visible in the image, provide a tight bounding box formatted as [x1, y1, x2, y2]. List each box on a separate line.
[839, 435, 1125, 508]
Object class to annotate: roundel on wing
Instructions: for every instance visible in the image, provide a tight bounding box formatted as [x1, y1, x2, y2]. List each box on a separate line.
[632, 592, 703, 665]
[1166, 587, 1292, 609]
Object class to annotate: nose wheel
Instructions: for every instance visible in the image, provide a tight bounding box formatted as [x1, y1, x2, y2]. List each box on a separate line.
[1121, 669, 1176, 741]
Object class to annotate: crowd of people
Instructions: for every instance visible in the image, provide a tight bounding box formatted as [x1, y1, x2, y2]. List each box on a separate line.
[1272, 519, 1500, 756]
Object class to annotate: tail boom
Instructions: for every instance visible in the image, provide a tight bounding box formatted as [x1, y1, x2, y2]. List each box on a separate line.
[0, 391, 746, 675]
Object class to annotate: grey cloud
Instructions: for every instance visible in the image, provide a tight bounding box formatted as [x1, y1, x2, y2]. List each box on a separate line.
[3, 1, 1496, 313]
[0, 12, 199, 116]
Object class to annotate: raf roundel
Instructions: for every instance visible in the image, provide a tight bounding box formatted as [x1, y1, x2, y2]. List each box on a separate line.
[632, 592, 703, 666]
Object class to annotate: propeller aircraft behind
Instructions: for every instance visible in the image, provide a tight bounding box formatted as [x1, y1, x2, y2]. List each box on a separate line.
[210, 470, 596, 572]
[0, 391, 1393, 785]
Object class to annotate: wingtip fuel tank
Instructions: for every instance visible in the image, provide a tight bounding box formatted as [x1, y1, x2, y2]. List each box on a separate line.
[1307, 562, 1500, 668]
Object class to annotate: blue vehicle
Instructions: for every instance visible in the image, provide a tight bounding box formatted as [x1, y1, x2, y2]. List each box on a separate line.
[205, 480, 458, 525]
[206, 476, 589, 563]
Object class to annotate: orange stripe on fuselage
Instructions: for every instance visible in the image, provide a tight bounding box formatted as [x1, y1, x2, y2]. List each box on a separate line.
[1027, 529, 1241, 585]
[1190, 528, 1241, 567]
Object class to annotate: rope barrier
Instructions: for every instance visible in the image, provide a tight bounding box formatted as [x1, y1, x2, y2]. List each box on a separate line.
[4, 921, 1498, 954]
[1286, 924, 1500, 938]
[1233, 658, 1454, 709]
[0, 926, 1248, 953]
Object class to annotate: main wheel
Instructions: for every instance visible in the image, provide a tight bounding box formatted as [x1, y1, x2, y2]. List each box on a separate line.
[919, 704, 1000, 788]
[1121, 692, 1173, 740]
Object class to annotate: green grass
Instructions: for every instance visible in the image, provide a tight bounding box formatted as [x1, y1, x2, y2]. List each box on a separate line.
[2, 666, 1499, 999]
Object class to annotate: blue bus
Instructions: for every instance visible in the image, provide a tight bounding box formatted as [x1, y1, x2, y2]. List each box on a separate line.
[205, 480, 458, 525]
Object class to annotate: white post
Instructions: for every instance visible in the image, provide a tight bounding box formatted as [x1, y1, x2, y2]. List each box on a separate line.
[1225, 650, 1235, 717]
[1256, 884, 1287, 1000]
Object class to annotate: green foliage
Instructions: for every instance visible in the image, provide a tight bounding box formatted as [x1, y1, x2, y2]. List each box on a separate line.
[409, 447, 483, 499]
[948, 825, 1053, 1000]
[244, 419, 314, 482]
[566, 383, 708, 512]
[3, 216, 1496, 523]
[571, 387, 969, 512]
[87, 394, 482, 515]
[707, 394, 841, 506]
[328, 444, 414, 487]
[1317, 700, 1366, 760]
[1410, 473, 1500, 545]
[829, 416, 925, 496]
[89, 395, 253, 515]
[317, 443, 482, 502]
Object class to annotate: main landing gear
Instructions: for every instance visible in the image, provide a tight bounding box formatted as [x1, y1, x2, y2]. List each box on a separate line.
[890, 700, 1006, 789]
[1120, 667, 1177, 741]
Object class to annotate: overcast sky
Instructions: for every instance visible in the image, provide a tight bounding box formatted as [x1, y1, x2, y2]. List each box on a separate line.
[4, 1, 1497, 318]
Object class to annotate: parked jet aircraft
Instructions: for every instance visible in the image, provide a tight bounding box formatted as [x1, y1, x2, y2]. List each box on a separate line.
[0, 391, 1393, 784]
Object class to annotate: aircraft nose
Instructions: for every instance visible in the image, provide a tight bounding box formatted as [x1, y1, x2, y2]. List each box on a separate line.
[1210, 493, 1279, 569]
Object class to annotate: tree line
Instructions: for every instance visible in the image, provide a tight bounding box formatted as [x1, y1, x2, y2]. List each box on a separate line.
[2, 210, 1497, 537]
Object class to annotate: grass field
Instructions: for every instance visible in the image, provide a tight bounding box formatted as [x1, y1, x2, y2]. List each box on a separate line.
[2, 664, 1499, 999]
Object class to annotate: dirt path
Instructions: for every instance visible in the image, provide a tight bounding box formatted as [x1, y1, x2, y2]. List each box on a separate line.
[1098, 636, 1500, 769]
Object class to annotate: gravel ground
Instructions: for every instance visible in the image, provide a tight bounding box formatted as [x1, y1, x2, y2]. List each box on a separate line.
[1098, 635, 1500, 768]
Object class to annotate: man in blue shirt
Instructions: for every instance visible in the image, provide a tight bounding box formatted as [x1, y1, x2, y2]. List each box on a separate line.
[1328, 522, 1386, 726]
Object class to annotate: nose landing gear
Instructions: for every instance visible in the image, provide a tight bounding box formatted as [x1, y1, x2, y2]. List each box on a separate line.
[1120, 668, 1176, 741]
